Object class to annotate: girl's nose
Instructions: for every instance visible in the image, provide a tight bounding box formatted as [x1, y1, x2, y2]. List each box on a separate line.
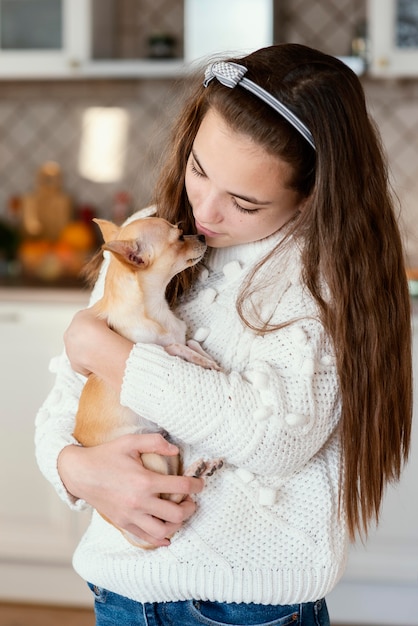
[194, 194, 222, 224]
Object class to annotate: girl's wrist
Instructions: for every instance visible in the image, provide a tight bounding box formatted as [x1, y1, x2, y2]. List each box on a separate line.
[57, 444, 85, 500]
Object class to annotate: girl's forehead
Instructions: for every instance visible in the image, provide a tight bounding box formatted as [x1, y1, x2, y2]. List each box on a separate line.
[193, 109, 294, 191]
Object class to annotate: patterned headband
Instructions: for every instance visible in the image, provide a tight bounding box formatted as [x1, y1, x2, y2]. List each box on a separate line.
[203, 61, 316, 151]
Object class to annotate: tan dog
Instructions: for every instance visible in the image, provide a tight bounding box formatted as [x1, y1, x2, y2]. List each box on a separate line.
[73, 216, 222, 547]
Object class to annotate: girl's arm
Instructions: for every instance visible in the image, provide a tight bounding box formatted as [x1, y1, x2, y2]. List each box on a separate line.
[57, 435, 203, 548]
[63, 307, 131, 389]
[35, 350, 204, 548]
[35, 271, 204, 549]
[63, 303, 340, 481]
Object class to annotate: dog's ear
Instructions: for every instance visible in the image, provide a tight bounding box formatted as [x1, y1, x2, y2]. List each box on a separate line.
[102, 239, 149, 269]
[93, 218, 120, 243]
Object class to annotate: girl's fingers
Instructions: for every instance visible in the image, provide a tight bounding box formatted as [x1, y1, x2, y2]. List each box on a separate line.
[124, 432, 180, 457]
[121, 500, 198, 548]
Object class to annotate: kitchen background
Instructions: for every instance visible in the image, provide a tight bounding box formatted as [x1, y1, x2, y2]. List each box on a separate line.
[0, 1, 417, 625]
[1, 0, 418, 282]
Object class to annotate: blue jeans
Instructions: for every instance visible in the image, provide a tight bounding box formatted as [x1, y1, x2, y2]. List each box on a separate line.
[88, 584, 330, 626]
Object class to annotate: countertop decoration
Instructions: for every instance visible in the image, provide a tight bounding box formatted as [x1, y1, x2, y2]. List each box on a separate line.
[0, 161, 99, 289]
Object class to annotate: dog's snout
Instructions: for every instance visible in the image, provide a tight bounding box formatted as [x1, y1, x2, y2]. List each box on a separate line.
[198, 234, 206, 243]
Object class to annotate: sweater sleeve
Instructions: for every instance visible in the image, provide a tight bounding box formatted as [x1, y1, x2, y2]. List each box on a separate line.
[34, 253, 110, 510]
[120, 316, 341, 479]
[34, 353, 90, 510]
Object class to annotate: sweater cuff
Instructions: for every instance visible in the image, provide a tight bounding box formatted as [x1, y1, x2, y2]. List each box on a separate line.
[37, 435, 89, 512]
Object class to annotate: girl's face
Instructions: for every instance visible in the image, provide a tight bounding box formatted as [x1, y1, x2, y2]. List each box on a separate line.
[185, 108, 305, 248]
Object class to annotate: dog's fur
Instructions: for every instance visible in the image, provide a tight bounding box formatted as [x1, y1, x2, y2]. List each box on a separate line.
[73, 217, 222, 547]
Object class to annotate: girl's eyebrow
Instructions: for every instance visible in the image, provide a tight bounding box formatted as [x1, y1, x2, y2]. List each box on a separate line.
[191, 148, 272, 206]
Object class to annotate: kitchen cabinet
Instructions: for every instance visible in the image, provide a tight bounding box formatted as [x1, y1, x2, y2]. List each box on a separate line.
[0, 288, 92, 606]
[368, 0, 418, 77]
[0, 0, 183, 79]
[0, 0, 90, 78]
[0, 0, 269, 79]
[0, 0, 363, 80]
[184, 0, 273, 63]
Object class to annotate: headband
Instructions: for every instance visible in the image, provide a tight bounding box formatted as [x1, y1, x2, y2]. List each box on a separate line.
[203, 61, 316, 151]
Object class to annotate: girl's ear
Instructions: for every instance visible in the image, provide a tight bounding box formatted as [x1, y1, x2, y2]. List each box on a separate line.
[102, 239, 149, 269]
[297, 195, 311, 213]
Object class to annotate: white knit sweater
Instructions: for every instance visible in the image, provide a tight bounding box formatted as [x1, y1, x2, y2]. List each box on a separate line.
[35, 213, 348, 606]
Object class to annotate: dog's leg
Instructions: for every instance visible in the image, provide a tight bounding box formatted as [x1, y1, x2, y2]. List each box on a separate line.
[161, 457, 224, 505]
[165, 340, 221, 370]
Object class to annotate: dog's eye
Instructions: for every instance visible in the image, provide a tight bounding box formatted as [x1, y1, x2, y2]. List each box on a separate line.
[178, 233, 185, 241]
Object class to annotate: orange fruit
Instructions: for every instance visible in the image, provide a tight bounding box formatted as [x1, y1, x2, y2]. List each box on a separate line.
[59, 221, 95, 251]
[53, 240, 86, 275]
[18, 239, 51, 267]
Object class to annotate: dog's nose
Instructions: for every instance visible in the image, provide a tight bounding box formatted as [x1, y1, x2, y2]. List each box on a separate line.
[198, 234, 206, 243]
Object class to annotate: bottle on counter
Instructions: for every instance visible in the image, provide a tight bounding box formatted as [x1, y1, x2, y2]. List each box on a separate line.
[147, 31, 176, 59]
[112, 191, 131, 225]
[21, 161, 72, 241]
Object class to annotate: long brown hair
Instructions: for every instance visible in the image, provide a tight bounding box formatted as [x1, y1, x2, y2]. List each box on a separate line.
[153, 43, 412, 540]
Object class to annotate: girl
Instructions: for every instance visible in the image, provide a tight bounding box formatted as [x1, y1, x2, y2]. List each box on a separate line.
[35, 44, 412, 626]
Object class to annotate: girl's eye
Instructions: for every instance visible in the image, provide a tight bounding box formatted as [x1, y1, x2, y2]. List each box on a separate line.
[232, 197, 260, 215]
[190, 162, 205, 178]
[190, 158, 259, 215]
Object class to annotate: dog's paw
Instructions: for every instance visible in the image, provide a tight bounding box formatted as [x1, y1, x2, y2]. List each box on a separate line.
[186, 339, 221, 370]
[185, 458, 224, 478]
[165, 341, 221, 371]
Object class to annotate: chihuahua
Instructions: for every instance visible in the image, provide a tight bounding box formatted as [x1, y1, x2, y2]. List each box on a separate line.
[73, 216, 222, 547]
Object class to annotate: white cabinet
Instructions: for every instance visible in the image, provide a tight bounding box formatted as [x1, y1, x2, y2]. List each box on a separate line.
[368, 0, 418, 77]
[0, 0, 275, 80]
[0, 0, 90, 78]
[183, 0, 273, 63]
[0, 0, 179, 80]
[0, 289, 92, 606]
[0, 0, 364, 80]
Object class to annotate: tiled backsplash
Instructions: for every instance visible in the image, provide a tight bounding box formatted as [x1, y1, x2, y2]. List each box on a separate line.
[0, 78, 184, 217]
[365, 79, 418, 266]
[1, 0, 418, 264]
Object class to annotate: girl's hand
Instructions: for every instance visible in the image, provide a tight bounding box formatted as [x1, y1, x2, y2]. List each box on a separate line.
[58, 434, 204, 548]
[64, 308, 132, 392]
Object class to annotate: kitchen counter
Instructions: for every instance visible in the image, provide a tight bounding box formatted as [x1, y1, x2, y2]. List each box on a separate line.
[0, 273, 85, 289]
[0, 269, 90, 303]
[0, 284, 89, 304]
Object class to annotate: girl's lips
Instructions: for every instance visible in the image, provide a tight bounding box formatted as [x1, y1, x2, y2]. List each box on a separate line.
[195, 220, 221, 238]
